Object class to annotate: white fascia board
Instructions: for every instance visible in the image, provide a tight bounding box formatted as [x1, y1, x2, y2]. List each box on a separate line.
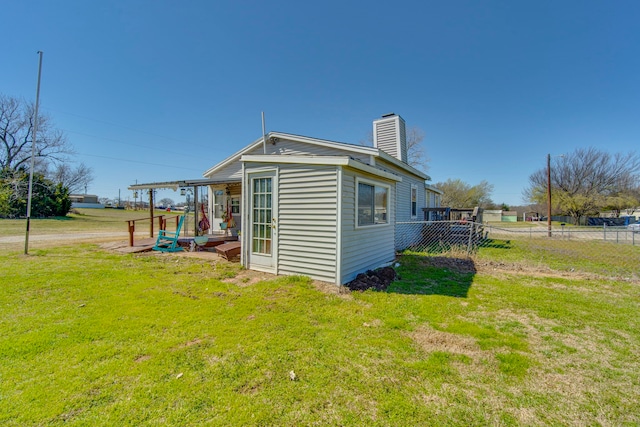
[269, 132, 379, 157]
[241, 154, 402, 182]
[202, 138, 265, 177]
[376, 150, 431, 181]
[202, 132, 377, 178]
[202, 131, 419, 180]
[425, 184, 443, 194]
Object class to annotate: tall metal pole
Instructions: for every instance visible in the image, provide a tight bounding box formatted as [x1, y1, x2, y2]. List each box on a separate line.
[25, 51, 44, 255]
[261, 111, 267, 154]
[547, 153, 552, 238]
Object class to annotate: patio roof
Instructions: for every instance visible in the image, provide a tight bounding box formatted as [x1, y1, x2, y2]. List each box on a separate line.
[128, 178, 239, 191]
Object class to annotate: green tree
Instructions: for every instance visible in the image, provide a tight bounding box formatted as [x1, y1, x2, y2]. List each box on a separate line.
[433, 178, 494, 208]
[0, 168, 71, 218]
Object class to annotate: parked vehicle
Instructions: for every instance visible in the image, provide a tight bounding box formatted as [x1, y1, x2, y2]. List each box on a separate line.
[628, 220, 640, 232]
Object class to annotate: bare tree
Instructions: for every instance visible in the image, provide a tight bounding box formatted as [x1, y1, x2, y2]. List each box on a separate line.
[524, 147, 640, 224]
[405, 126, 430, 172]
[0, 94, 71, 171]
[159, 198, 175, 207]
[361, 126, 430, 172]
[434, 178, 494, 208]
[46, 162, 94, 194]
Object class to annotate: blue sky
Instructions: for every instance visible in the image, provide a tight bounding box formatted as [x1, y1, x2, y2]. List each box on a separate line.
[3, 0, 639, 207]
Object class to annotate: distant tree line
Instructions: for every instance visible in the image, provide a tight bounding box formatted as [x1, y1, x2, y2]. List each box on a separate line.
[0, 94, 93, 218]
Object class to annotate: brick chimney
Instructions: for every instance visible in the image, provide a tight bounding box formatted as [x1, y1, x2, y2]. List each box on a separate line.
[373, 113, 407, 163]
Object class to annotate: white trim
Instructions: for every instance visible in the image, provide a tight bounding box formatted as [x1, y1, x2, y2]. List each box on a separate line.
[336, 167, 343, 285]
[376, 150, 429, 180]
[203, 139, 264, 177]
[202, 131, 428, 181]
[425, 184, 443, 194]
[241, 161, 247, 266]
[274, 166, 280, 275]
[241, 154, 402, 182]
[246, 168, 279, 273]
[355, 177, 392, 229]
[411, 184, 418, 219]
[269, 132, 378, 156]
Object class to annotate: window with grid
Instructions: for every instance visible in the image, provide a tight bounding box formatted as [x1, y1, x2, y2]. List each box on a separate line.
[252, 177, 272, 255]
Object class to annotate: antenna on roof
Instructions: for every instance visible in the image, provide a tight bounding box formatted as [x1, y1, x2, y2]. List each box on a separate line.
[261, 111, 267, 155]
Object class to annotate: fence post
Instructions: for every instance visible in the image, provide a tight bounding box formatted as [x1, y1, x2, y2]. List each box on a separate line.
[466, 222, 474, 255]
[127, 221, 135, 247]
[603, 223, 606, 241]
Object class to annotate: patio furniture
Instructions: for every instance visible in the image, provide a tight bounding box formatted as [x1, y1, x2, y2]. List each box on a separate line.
[153, 215, 185, 252]
[215, 241, 241, 260]
[191, 235, 209, 252]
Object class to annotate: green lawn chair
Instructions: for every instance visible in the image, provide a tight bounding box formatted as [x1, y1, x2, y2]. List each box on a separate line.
[153, 215, 185, 252]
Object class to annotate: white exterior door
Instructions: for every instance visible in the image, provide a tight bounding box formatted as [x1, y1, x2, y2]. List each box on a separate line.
[248, 172, 277, 272]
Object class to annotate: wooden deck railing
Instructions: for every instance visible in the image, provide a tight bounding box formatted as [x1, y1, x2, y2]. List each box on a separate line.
[126, 215, 180, 247]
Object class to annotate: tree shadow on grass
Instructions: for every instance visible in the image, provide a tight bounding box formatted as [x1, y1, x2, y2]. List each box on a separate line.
[387, 254, 477, 297]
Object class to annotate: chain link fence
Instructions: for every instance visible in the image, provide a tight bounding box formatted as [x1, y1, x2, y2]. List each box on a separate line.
[395, 221, 640, 279]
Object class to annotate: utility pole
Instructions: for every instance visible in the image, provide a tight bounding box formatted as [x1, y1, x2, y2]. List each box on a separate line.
[25, 51, 43, 255]
[547, 153, 552, 238]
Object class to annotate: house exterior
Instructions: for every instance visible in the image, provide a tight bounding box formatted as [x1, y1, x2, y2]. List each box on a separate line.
[202, 113, 431, 285]
[70, 194, 104, 209]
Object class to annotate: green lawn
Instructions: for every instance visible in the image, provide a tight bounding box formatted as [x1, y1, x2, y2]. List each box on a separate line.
[1, 211, 639, 425]
[0, 208, 187, 237]
[1, 240, 639, 425]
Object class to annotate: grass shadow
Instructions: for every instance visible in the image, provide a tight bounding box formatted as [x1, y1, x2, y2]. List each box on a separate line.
[478, 238, 513, 249]
[388, 253, 476, 297]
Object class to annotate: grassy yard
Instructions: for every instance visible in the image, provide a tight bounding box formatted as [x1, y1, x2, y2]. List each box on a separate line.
[1, 212, 639, 425]
[0, 208, 187, 237]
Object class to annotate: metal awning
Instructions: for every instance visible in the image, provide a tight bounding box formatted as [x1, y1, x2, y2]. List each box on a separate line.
[128, 178, 239, 191]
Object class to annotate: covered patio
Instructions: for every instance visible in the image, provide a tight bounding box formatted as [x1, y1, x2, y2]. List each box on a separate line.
[128, 178, 240, 238]
[127, 178, 241, 257]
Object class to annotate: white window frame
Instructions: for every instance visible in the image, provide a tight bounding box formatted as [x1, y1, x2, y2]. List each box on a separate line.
[411, 184, 418, 219]
[230, 196, 240, 214]
[356, 177, 391, 228]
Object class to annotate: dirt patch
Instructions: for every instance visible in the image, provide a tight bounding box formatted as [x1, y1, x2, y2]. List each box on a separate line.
[409, 326, 483, 359]
[312, 280, 353, 297]
[222, 269, 277, 287]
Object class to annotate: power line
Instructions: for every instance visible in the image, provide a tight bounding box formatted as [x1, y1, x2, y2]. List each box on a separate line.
[62, 128, 196, 159]
[43, 106, 210, 148]
[75, 152, 204, 172]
